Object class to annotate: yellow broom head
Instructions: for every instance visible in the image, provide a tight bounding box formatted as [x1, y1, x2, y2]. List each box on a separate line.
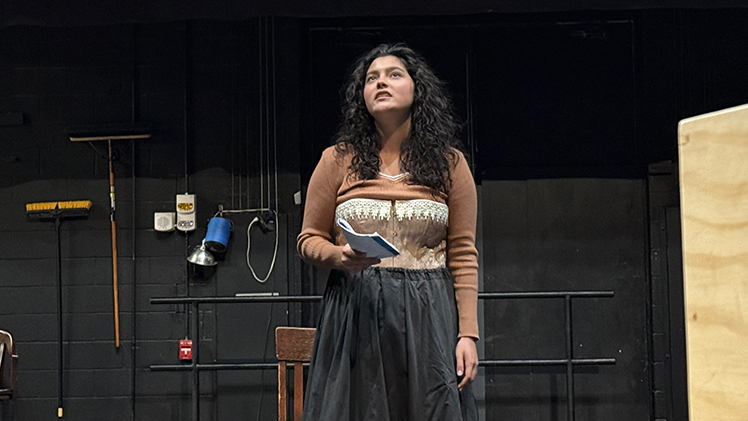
[26, 200, 92, 219]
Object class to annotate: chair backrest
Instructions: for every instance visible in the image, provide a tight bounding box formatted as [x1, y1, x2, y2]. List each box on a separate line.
[0, 330, 18, 399]
[275, 327, 316, 421]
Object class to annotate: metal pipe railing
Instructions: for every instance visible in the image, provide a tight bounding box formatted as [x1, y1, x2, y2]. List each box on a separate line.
[150, 290, 615, 421]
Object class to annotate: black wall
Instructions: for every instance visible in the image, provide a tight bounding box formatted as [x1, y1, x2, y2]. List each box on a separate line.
[1, 8, 747, 421]
[0, 18, 303, 420]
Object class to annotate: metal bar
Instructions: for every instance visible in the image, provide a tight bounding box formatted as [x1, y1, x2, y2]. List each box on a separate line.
[151, 295, 323, 305]
[278, 362, 287, 421]
[55, 218, 64, 418]
[480, 358, 616, 367]
[69, 134, 151, 142]
[151, 362, 281, 371]
[565, 294, 574, 421]
[150, 357, 616, 372]
[150, 290, 614, 305]
[479, 291, 614, 299]
[191, 300, 199, 421]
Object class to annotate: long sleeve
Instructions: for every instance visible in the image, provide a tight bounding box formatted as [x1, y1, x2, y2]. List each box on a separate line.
[297, 146, 480, 339]
[446, 151, 480, 339]
[297, 146, 345, 269]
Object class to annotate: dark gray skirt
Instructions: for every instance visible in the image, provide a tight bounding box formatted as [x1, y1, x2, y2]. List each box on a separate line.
[302, 267, 477, 421]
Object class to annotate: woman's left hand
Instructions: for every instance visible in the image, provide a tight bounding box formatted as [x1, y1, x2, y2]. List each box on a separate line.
[455, 336, 478, 391]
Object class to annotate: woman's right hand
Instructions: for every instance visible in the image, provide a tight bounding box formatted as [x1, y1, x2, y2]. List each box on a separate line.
[339, 243, 381, 273]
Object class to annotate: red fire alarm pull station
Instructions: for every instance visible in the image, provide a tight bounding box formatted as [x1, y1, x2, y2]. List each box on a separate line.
[179, 339, 193, 360]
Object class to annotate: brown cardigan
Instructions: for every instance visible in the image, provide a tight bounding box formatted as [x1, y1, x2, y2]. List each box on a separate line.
[297, 145, 479, 339]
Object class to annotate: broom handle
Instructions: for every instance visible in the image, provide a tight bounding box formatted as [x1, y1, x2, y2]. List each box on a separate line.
[56, 218, 64, 417]
[109, 140, 120, 348]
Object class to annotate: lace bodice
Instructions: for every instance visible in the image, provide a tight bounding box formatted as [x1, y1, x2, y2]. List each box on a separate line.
[334, 198, 448, 269]
[297, 145, 480, 338]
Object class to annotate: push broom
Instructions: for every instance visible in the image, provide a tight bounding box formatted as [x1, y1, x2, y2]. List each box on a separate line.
[26, 200, 92, 418]
[68, 123, 151, 350]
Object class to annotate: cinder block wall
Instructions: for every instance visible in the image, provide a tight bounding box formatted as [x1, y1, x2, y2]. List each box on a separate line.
[0, 19, 301, 421]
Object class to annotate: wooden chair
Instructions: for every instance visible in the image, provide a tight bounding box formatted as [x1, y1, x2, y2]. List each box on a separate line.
[275, 327, 316, 421]
[0, 330, 18, 400]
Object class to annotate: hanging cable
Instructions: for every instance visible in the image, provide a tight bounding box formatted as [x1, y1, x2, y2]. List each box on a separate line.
[244, 16, 281, 285]
[265, 23, 272, 213]
[258, 20, 265, 210]
[271, 17, 279, 226]
[245, 211, 279, 283]
[254, 17, 276, 421]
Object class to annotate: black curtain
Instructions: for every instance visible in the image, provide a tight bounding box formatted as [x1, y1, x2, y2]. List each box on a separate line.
[3, 0, 748, 27]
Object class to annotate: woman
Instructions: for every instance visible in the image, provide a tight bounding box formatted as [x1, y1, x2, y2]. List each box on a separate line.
[297, 43, 479, 421]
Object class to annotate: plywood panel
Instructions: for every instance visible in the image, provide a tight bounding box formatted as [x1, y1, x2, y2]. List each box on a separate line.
[678, 103, 748, 421]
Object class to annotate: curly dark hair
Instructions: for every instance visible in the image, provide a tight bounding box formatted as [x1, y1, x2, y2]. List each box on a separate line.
[333, 43, 463, 194]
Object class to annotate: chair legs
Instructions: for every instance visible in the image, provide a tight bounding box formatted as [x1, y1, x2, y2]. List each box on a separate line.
[293, 362, 304, 420]
[278, 362, 305, 421]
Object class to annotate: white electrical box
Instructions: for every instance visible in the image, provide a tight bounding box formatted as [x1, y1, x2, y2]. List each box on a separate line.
[154, 212, 176, 232]
[176, 193, 196, 231]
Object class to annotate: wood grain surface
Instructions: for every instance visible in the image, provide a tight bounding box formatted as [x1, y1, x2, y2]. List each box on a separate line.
[678, 103, 748, 421]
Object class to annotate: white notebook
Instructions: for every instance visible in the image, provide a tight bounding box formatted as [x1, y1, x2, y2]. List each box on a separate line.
[336, 218, 400, 258]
